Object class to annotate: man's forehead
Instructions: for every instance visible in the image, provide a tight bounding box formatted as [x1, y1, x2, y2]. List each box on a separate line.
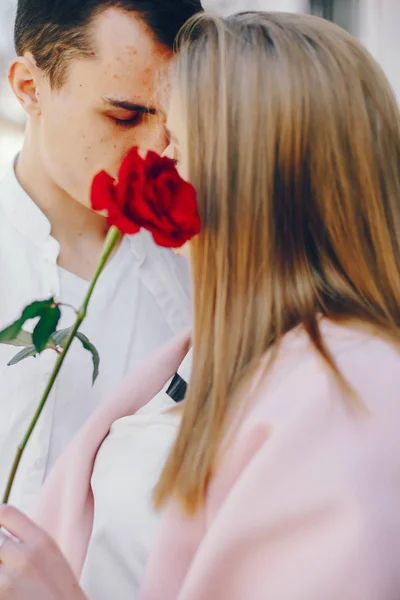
[91, 7, 172, 71]
[96, 61, 169, 114]
[85, 8, 171, 104]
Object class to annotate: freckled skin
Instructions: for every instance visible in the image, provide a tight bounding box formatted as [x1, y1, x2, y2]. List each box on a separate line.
[23, 8, 172, 209]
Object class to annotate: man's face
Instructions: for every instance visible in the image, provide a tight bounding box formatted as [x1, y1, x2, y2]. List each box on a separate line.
[34, 8, 172, 207]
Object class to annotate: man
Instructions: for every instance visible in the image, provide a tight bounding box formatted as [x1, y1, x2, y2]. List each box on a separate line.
[0, 0, 203, 512]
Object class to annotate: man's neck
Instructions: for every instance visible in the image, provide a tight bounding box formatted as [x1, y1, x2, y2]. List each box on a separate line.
[15, 142, 117, 280]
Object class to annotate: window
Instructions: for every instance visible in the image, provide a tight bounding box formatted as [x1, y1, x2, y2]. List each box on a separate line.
[309, 0, 359, 35]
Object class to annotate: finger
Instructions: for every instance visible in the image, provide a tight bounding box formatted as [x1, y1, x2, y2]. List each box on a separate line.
[0, 506, 44, 545]
[0, 535, 30, 572]
[0, 529, 20, 563]
[0, 568, 14, 597]
[0, 531, 9, 550]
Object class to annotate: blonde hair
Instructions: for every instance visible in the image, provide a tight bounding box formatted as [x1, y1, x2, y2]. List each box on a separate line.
[154, 11, 400, 512]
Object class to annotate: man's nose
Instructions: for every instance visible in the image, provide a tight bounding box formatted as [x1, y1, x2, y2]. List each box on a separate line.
[161, 142, 175, 160]
[148, 123, 169, 154]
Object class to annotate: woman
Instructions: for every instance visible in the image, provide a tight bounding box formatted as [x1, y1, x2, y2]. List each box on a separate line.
[1, 10, 400, 599]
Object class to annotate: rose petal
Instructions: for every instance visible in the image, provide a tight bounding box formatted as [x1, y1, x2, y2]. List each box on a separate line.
[92, 146, 200, 247]
[116, 147, 146, 211]
[107, 202, 141, 234]
[91, 170, 116, 211]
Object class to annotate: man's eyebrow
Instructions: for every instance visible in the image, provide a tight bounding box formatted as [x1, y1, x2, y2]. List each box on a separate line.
[102, 97, 156, 114]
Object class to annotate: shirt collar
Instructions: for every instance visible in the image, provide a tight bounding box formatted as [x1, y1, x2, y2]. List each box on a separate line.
[0, 159, 54, 248]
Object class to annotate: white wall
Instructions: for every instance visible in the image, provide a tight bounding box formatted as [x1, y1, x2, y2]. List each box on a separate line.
[203, 0, 400, 103]
[0, 0, 24, 178]
[358, 0, 400, 102]
[202, 0, 308, 14]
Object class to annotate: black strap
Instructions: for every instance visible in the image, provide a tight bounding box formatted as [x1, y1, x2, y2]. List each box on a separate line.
[166, 372, 187, 403]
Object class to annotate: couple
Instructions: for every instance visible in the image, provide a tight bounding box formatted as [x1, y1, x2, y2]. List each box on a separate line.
[1, 5, 400, 600]
[0, 0, 201, 512]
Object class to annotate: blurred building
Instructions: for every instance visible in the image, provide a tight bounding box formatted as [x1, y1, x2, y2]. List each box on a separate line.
[0, 0, 398, 177]
[205, 0, 400, 103]
[310, 1, 400, 102]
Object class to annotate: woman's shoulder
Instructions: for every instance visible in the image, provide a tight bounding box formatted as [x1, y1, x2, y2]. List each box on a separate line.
[249, 320, 400, 423]
[209, 322, 400, 518]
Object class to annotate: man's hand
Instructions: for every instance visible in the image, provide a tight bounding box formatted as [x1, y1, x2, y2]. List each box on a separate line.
[0, 505, 87, 599]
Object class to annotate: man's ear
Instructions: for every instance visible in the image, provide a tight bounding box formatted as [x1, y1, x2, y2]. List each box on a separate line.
[8, 54, 42, 117]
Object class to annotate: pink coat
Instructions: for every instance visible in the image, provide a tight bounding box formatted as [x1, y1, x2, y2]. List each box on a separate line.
[33, 322, 400, 600]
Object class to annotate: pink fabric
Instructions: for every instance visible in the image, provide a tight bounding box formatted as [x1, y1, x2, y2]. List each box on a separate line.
[32, 329, 191, 576]
[34, 322, 400, 600]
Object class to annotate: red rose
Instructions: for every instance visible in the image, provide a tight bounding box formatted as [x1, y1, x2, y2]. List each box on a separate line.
[91, 147, 200, 248]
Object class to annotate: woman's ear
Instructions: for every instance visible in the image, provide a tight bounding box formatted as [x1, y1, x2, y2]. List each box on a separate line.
[8, 54, 41, 117]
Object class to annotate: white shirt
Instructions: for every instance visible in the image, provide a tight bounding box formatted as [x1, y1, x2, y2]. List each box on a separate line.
[0, 164, 192, 513]
[80, 350, 192, 600]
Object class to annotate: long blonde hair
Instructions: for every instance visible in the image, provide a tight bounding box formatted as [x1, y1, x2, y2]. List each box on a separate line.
[154, 11, 400, 512]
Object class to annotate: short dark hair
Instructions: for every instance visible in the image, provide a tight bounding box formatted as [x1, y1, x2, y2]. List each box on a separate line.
[14, 0, 203, 87]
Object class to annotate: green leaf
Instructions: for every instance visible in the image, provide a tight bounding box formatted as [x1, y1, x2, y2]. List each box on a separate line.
[4, 319, 100, 385]
[76, 332, 100, 385]
[6, 329, 59, 367]
[8, 330, 34, 347]
[21, 298, 55, 321]
[0, 298, 55, 346]
[0, 328, 33, 347]
[7, 346, 38, 366]
[32, 306, 61, 353]
[0, 321, 25, 344]
[52, 327, 100, 384]
[51, 328, 72, 348]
